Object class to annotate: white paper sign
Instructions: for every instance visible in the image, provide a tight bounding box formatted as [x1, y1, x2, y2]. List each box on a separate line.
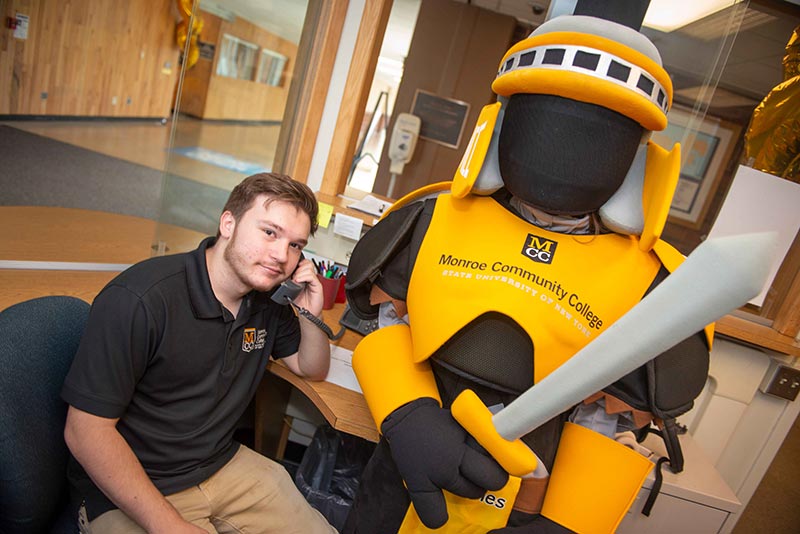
[324, 345, 362, 393]
[707, 165, 800, 306]
[333, 213, 364, 241]
[14, 14, 29, 40]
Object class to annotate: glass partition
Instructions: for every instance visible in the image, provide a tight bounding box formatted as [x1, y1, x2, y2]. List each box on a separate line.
[0, 0, 198, 309]
[154, 0, 312, 255]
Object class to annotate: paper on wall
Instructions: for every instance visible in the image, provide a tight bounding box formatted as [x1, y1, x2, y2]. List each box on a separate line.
[707, 165, 800, 306]
[13, 14, 29, 40]
[333, 213, 363, 241]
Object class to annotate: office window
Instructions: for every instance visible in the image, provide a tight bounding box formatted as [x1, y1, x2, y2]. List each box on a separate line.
[256, 49, 288, 87]
[216, 34, 259, 81]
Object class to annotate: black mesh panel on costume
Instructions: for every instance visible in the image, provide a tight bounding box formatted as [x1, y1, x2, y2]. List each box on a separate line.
[652, 333, 710, 414]
[498, 94, 643, 214]
[432, 312, 533, 395]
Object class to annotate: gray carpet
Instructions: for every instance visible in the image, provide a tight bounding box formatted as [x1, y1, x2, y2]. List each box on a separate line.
[0, 125, 228, 235]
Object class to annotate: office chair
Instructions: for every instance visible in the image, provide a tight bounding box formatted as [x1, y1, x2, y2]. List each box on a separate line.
[0, 296, 90, 534]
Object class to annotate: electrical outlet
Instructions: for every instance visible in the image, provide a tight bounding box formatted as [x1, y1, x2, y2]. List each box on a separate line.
[761, 363, 800, 401]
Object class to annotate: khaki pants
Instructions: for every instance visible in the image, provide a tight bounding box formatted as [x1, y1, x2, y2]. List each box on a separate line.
[88, 445, 337, 534]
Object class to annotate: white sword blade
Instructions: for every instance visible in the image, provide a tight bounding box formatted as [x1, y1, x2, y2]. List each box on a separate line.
[492, 232, 777, 441]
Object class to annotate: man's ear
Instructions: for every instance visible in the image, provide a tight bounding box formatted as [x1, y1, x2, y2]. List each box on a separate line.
[219, 211, 236, 239]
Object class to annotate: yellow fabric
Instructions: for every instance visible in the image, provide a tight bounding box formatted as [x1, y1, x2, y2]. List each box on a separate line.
[492, 31, 672, 131]
[452, 102, 502, 198]
[540, 423, 653, 534]
[640, 141, 681, 251]
[352, 324, 441, 429]
[652, 240, 716, 349]
[406, 194, 661, 383]
[451, 389, 538, 477]
[397, 478, 522, 534]
[382, 181, 452, 219]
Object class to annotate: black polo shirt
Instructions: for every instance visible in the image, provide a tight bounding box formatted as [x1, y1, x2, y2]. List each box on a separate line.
[62, 237, 301, 516]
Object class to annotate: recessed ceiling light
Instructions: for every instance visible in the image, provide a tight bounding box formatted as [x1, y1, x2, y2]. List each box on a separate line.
[643, 0, 744, 32]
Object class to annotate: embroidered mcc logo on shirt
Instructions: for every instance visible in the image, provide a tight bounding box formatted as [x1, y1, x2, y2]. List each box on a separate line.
[242, 328, 267, 352]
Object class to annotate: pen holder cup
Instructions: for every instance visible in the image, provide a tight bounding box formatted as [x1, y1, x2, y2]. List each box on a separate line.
[335, 274, 347, 304]
[318, 274, 342, 310]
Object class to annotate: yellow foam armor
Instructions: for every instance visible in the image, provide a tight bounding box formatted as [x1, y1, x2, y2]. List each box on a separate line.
[406, 194, 661, 382]
[541, 423, 653, 534]
[451, 389, 538, 477]
[493, 31, 672, 131]
[352, 324, 441, 429]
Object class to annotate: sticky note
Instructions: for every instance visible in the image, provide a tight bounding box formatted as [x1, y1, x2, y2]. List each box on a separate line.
[317, 202, 334, 228]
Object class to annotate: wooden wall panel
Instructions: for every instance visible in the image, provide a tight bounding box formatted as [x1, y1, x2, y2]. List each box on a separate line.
[370, 0, 516, 198]
[274, 0, 349, 185]
[319, 0, 393, 197]
[0, 0, 179, 117]
[178, 10, 298, 121]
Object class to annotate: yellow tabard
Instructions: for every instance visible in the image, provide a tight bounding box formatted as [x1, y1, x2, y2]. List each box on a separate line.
[406, 194, 662, 382]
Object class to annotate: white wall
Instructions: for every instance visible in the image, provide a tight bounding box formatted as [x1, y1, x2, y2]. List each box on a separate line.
[682, 337, 800, 533]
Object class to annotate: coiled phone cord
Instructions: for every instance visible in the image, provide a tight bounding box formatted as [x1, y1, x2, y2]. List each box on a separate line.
[287, 297, 345, 341]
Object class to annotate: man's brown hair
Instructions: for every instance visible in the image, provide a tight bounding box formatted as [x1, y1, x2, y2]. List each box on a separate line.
[220, 172, 319, 236]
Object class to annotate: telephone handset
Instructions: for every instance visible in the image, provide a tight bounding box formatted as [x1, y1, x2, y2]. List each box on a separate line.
[270, 279, 305, 305]
[270, 255, 344, 341]
[271, 254, 307, 305]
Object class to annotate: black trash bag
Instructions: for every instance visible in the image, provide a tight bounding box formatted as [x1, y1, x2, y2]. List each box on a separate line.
[295, 424, 375, 531]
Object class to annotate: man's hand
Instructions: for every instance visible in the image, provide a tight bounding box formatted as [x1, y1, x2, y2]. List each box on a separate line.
[382, 398, 509, 529]
[290, 257, 323, 316]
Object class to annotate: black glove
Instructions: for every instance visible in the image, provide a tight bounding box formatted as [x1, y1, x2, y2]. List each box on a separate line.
[381, 397, 509, 529]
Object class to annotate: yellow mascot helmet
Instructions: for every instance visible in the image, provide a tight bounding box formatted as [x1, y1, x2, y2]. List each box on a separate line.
[447, 15, 680, 252]
[493, 15, 673, 131]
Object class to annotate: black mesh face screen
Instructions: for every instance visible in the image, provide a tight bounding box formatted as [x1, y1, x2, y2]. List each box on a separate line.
[432, 312, 534, 395]
[498, 94, 643, 215]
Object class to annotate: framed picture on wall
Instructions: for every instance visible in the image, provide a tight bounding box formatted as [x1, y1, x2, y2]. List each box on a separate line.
[652, 105, 741, 228]
[410, 89, 471, 149]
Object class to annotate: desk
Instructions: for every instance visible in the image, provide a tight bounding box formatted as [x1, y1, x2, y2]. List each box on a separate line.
[0, 206, 205, 311]
[254, 303, 379, 458]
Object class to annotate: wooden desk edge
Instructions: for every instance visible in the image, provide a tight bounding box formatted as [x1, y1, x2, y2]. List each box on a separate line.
[267, 360, 379, 443]
[715, 315, 800, 357]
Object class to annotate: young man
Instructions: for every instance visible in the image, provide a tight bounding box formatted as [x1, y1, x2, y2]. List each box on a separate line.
[62, 173, 337, 534]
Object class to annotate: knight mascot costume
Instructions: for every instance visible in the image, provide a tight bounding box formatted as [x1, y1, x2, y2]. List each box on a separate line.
[341, 2, 774, 533]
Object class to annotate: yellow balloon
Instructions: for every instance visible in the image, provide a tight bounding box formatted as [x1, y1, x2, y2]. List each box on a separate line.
[175, 0, 203, 70]
[744, 26, 800, 180]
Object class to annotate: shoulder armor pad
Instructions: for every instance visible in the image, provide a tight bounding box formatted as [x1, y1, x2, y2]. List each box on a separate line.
[344, 201, 427, 319]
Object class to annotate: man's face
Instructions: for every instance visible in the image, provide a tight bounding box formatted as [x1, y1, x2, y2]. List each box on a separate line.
[222, 195, 310, 292]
